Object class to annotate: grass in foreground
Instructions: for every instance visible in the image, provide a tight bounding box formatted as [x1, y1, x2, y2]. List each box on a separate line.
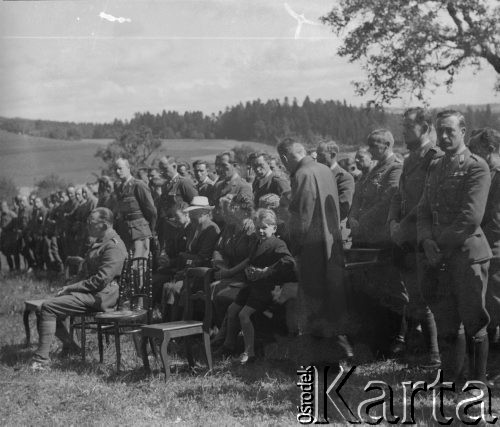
[0, 272, 499, 425]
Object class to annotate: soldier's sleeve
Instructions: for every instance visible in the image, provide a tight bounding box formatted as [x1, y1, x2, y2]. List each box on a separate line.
[65, 240, 126, 293]
[336, 171, 354, 221]
[388, 179, 403, 223]
[268, 238, 296, 283]
[135, 181, 157, 232]
[416, 175, 434, 246]
[483, 172, 500, 250]
[437, 160, 491, 248]
[359, 163, 402, 227]
[289, 171, 317, 253]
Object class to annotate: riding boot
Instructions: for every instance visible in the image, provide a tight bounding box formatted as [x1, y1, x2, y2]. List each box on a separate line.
[467, 334, 489, 383]
[439, 333, 466, 383]
[420, 307, 441, 365]
[33, 319, 57, 363]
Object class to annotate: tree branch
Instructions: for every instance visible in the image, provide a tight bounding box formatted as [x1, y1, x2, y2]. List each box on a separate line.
[446, 2, 463, 34]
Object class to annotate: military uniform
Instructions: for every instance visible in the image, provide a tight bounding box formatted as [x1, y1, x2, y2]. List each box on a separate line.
[33, 228, 127, 363]
[252, 171, 290, 207]
[212, 174, 253, 224]
[115, 177, 157, 249]
[15, 204, 33, 268]
[349, 154, 402, 247]
[483, 160, 500, 331]
[0, 208, 19, 270]
[331, 163, 355, 222]
[29, 205, 48, 269]
[417, 148, 491, 380]
[388, 143, 443, 361]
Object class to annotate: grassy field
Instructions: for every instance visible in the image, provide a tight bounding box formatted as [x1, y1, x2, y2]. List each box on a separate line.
[1, 272, 499, 425]
[0, 130, 273, 188]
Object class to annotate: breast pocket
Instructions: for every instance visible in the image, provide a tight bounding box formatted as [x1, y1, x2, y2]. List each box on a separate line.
[442, 175, 465, 206]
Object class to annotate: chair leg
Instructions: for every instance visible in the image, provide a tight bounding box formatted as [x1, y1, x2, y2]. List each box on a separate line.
[203, 332, 213, 371]
[159, 334, 171, 381]
[141, 335, 151, 374]
[97, 324, 104, 363]
[132, 331, 142, 357]
[114, 324, 121, 372]
[23, 309, 31, 346]
[81, 317, 86, 361]
[185, 337, 195, 368]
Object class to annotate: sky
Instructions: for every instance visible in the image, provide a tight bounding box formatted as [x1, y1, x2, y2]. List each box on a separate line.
[0, 0, 498, 123]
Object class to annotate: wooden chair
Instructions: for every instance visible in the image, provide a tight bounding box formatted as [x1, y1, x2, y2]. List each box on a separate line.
[141, 267, 213, 380]
[70, 255, 129, 361]
[95, 253, 153, 371]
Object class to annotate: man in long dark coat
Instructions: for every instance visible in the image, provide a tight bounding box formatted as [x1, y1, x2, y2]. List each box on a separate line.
[277, 138, 347, 363]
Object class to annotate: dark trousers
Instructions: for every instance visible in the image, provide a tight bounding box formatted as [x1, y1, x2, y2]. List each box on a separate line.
[486, 258, 500, 329]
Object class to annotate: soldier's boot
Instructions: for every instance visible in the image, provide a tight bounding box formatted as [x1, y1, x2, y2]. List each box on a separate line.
[467, 334, 489, 383]
[420, 308, 441, 368]
[388, 310, 407, 358]
[439, 333, 466, 384]
[55, 319, 81, 356]
[32, 319, 57, 364]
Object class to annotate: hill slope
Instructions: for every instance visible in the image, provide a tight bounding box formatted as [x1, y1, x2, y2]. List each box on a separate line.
[0, 130, 272, 188]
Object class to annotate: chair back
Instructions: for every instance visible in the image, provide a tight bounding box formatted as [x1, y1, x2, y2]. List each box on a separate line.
[117, 251, 153, 318]
[182, 267, 213, 332]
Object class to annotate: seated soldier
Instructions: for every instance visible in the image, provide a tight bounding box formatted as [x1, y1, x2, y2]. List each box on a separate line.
[151, 201, 192, 308]
[163, 196, 220, 320]
[215, 209, 296, 364]
[30, 208, 127, 370]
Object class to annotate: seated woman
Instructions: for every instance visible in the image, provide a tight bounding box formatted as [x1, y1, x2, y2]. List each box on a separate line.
[211, 194, 257, 327]
[30, 207, 127, 370]
[151, 201, 192, 307]
[163, 196, 220, 320]
[216, 209, 296, 364]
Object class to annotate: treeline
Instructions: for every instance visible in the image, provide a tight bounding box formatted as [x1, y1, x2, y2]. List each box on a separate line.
[1, 98, 499, 146]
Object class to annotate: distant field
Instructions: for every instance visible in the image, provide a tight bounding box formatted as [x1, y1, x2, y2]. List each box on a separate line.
[0, 130, 273, 188]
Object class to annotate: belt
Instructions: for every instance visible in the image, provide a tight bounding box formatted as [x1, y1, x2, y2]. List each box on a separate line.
[124, 213, 144, 221]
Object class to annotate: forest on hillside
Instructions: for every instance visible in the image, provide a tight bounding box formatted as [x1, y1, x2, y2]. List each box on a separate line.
[1, 97, 499, 147]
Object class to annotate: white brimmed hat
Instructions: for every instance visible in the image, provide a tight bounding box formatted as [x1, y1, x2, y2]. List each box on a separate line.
[183, 196, 214, 212]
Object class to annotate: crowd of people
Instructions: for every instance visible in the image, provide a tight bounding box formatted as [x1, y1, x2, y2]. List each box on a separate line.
[4, 108, 500, 387]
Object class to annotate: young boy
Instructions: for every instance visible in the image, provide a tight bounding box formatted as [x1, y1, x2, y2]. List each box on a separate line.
[218, 208, 296, 364]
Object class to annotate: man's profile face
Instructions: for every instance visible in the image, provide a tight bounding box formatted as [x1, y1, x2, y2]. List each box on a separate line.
[174, 210, 190, 227]
[355, 152, 372, 172]
[67, 187, 76, 201]
[252, 155, 270, 178]
[194, 163, 208, 182]
[403, 113, 425, 150]
[436, 115, 465, 154]
[178, 165, 188, 177]
[115, 159, 130, 181]
[316, 145, 331, 166]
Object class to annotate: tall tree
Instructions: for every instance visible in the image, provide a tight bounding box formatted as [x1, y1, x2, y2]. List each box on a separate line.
[321, 0, 500, 104]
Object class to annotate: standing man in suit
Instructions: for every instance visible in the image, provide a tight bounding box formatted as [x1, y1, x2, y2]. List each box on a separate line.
[193, 160, 215, 204]
[469, 127, 500, 351]
[417, 110, 492, 383]
[388, 108, 443, 367]
[277, 137, 349, 364]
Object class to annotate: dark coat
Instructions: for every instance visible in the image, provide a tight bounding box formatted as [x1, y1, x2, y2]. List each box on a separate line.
[197, 177, 215, 204]
[181, 219, 220, 267]
[417, 148, 492, 263]
[288, 156, 345, 337]
[482, 161, 500, 260]
[349, 154, 402, 247]
[160, 175, 198, 215]
[388, 144, 443, 246]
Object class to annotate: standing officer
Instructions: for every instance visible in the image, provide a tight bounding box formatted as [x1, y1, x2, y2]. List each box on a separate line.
[248, 152, 290, 207]
[388, 108, 442, 367]
[417, 110, 491, 383]
[158, 156, 198, 247]
[212, 151, 253, 225]
[348, 129, 406, 356]
[115, 157, 157, 258]
[469, 128, 500, 350]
